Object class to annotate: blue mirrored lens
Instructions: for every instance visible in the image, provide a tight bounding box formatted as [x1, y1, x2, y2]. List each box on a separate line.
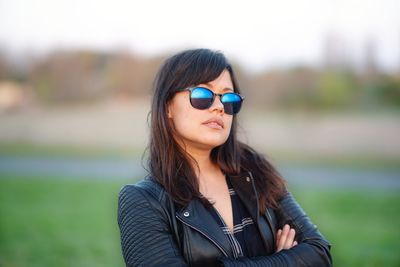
[221, 93, 242, 115]
[221, 93, 241, 103]
[190, 87, 214, 109]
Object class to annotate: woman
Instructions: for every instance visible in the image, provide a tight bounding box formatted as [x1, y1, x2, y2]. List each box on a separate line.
[118, 49, 332, 266]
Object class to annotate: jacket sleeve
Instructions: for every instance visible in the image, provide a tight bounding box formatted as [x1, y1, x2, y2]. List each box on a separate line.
[220, 191, 332, 267]
[117, 184, 188, 267]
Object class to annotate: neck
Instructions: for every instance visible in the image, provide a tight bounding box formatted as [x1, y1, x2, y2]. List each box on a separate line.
[182, 144, 226, 194]
[174, 135, 225, 185]
[185, 146, 216, 176]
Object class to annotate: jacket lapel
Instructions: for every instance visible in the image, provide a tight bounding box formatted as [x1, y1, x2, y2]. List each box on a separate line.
[228, 172, 259, 222]
[176, 198, 234, 258]
[229, 171, 275, 254]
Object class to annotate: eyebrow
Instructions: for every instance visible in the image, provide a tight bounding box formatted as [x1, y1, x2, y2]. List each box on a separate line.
[202, 83, 234, 92]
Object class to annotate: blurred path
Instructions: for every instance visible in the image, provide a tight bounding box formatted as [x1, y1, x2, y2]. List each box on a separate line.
[1, 102, 400, 157]
[1, 155, 399, 190]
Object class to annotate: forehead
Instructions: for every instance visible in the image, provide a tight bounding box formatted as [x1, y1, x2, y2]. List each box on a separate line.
[198, 70, 234, 91]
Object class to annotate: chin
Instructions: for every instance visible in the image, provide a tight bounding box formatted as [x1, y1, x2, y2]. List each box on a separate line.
[202, 136, 229, 148]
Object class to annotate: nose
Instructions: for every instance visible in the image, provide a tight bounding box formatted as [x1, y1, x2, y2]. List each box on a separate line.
[209, 94, 224, 113]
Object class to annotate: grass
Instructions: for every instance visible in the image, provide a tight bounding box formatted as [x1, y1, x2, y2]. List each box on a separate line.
[0, 142, 144, 160]
[291, 188, 400, 267]
[0, 174, 131, 267]
[0, 175, 399, 267]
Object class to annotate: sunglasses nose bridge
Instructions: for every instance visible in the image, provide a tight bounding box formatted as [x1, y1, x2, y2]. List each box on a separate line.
[210, 93, 225, 109]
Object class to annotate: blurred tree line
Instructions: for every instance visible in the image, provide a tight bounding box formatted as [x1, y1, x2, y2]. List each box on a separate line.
[0, 49, 399, 110]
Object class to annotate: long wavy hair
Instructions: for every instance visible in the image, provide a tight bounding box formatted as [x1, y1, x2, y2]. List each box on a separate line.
[147, 48, 286, 212]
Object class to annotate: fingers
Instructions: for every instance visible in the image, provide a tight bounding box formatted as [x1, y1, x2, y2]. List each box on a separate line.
[276, 224, 297, 252]
[284, 228, 296, 248]
[277, 229, 282, 242]
[276, 224, 289, 252]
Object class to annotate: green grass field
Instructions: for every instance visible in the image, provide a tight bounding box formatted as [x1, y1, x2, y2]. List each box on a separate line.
[0, 174, 399, 267]
[0, 175, 127, 267]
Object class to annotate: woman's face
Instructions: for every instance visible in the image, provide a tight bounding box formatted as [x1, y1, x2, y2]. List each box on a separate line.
[167, 69, 234, 151]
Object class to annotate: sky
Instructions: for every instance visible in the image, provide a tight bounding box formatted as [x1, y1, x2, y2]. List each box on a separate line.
[0, 0, 399, 72]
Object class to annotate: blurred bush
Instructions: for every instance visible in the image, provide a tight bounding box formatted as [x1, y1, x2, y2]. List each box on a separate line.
[0, 48, 399, 110]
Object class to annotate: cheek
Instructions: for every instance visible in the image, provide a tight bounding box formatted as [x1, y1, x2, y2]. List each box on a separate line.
[224, 116, 233, 130]
[170, 103, 199, 131]
[174, 113, 192, 131]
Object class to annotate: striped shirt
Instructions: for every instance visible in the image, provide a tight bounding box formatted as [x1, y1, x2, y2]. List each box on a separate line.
[205, 175, 266, 258]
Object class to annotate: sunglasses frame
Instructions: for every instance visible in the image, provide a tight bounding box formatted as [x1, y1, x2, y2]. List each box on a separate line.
[179, 86, 245, 115]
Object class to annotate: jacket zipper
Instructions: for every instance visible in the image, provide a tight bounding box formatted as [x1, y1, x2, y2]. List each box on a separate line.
[176, 215, 229, 257]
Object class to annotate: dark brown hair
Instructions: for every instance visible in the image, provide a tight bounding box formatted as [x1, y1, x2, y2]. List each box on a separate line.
[147, 48, 286, 212]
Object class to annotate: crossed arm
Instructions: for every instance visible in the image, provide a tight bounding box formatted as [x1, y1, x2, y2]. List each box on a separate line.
[220, 192, 332, 266]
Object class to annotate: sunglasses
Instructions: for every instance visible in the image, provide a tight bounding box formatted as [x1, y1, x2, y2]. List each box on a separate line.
[179, 87, 244, 115]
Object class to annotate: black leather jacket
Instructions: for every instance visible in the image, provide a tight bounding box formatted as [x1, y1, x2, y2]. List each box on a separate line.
[118, 171, 332, 267]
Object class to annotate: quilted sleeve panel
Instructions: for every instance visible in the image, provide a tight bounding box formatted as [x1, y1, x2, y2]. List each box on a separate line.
[118, 184, 188, 267]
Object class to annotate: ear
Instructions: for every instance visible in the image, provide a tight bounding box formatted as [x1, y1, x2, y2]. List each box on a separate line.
[167, 103, 173, 119]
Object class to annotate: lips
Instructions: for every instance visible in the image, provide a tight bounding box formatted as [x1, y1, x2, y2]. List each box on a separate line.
[202, 117, 224, 129]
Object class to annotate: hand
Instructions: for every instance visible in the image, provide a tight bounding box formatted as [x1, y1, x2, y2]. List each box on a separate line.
[276, 224, 298, 252]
